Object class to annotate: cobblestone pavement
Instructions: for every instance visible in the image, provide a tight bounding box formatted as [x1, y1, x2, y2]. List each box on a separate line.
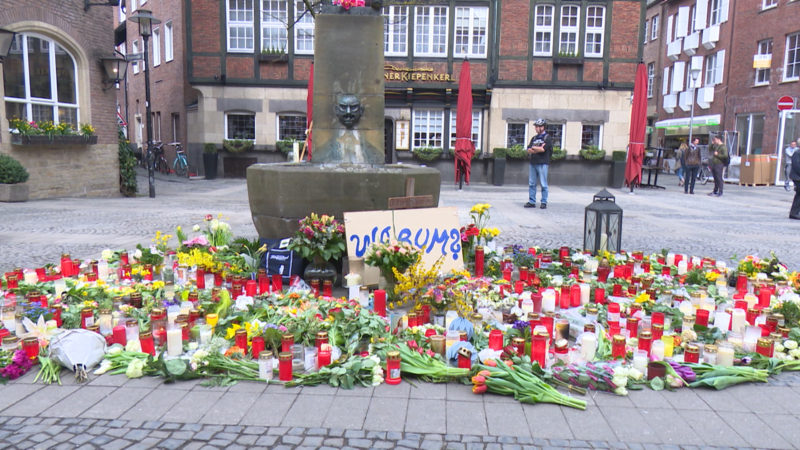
[2, 168, 800, 449]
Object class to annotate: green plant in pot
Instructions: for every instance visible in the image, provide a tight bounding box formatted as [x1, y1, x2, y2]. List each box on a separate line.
[579, 145, 606, 161]
[0, 153, 30, 202]
[505, 144, 528, 160]
[412, 147, 443, 162]
[551, 146, 567, 161]
[288, 213, 347, 285]
[222, 139, 254, 153]
[203, 143, 219, 180]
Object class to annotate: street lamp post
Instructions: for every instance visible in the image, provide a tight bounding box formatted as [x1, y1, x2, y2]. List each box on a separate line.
[687, 68, 702, 147]
[129, 10, 161, 199]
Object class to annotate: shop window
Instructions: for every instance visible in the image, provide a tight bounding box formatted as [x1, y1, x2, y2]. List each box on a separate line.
[226, 112, 256, 140]
[448, 110, 481, 151]
[736, 114, 765, 155]
[412, 109, 444, 149]
[3, 34, 79, 127]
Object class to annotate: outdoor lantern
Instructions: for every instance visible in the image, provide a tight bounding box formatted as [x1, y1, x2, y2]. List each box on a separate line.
[584, 188, 623, 255]
[129, 9, 160, 38]
[0, 28, 16, 63]
[100, 54, 128, 89]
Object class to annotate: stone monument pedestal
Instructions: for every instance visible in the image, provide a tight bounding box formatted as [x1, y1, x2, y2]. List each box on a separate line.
[247, 163, 441, 239]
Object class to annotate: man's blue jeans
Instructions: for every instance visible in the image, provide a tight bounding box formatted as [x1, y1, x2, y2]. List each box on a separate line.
[529, 163, 549, 205]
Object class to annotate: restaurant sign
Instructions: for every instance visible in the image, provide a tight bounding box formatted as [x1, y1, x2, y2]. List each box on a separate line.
[384, 64, 455, 82]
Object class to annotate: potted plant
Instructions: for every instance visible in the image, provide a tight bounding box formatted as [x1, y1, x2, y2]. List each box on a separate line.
[551, 146, 567, 162]
[222, 139, 254, 153]
[411, 147, 443, 162]
[203, 143, 218, 180]
[505, 144, 528, 160]
[8, 118, 98, 146]
[579, 145, 606, 161]
[287, 213, 347, 285]
[0, 154, 30, 202]
[610, 150, 627, 188]
[492, 147, 506, 186]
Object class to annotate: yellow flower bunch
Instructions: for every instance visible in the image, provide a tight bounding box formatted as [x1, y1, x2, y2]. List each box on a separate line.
[177, 248, 219, 272]
[152, 230, 173, 254]
[470, 203, 491, 215]
[705, 271, 721, 282]
[392, 255, 443, 309]
[634, 291, 650, 304]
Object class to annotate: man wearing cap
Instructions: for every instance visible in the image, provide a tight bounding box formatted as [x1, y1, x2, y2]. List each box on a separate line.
[524, 119, 553, 209]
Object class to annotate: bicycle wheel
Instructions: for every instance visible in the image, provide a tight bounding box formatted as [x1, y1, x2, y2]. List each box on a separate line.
[158, 157, 170, 175]
[174, 157, 188, 177]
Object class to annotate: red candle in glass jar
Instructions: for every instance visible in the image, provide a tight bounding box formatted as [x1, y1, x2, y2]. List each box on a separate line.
[310, 279, 320, 296]
[318, 344, 332, 369]
[612, 334, 626, 359]
[512, 337, 526, 356]
[651, 311, 665, 325]
[373, 289, 387, 317]
[80, 308, 94, 329]
[608, 322, 621, 338]
[474, 246, 484, 278]
[502, 269, 511, 281]
[488, 329, 504, 350]
[642, 261, 651, 273]
[695, 309, 710, 327]
[746, 308, 759, 325]
[235, 329, 248, 351]
[627, 317, 640, 337]
[53, 305, 62, 327]
[541, 315, 554, 338]
[140, 332, 155, 356]
[35, 267, 47, 282]
[757, 288, 771, 308]
[271, 274, 283, 292]
[515, 280, 524, 295]
[281, 334, 294, 353]
[570, 284, 581, 308]
[5, 274, 18, 289]
[597, 266, 610, 282]
[531, 332, 548, 367]
[612, 284, 623, 297]
[559, 246, 570, 261]
[519, 267, 528, 282]
[559, 286, 570, 309]
[196, 268, 205, 289]
[112, 325, 127, 346]
[60, 254, 74, 277]
[213, 272, 223, 287]
[22, 337, 39, 360]
[594, 287, 606, 304]
[231, 281, 243, 298]
[143, 264, 153, 282]
[684, 344, 700, 363]
[457, 347, 472, 369]
[531, 292, 542, 313]
[638, 330, 652, 355]
[316, 331, 329, 352]
[385, 350, 401, 384]
[613, 265, 625, 279]
[421, 304, 431, 324]
[323, 280, 333, 298]
[736, 273, 747, 293]
[251, 336, 265, 359]
[279, 352, 293, 381]
[756, 338, 773, 358]
[651, 323, 664, 341]
[245, 279, 257, 297]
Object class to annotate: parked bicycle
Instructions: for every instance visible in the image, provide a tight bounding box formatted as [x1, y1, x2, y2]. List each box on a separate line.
[697, 161, 713, 185]
[150, 141, 170, 175]
[168, 142, 189, 178]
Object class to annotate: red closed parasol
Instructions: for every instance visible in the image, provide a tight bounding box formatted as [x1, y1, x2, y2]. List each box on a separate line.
[454, 60, 475, 186]
[625, 63, 647, 188]
[305, 63, 314, 160]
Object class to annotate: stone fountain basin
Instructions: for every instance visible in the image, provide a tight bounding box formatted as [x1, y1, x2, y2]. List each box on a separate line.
[247, 162, 441, 239]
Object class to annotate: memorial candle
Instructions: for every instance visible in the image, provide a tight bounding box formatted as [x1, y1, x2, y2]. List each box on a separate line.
[474, 246, 484, 278]
[245, 279, 257, 297]
[385, 350, 401, 384]
[112, 325, 127, 346]
[271, 274, 283, 292]
[531, 332, 548, 367]
[251, 336, 265, 359]
[570, 284, 581, 307]
[167, 326, 183, 357]
[579, 283, 590, 305]
[541, 290, 556, 313]
[373, 289, 387, 317]
[279, 352, 293, 381]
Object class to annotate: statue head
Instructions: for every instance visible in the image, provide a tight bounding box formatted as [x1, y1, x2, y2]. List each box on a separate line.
[335, 94, 362, 129]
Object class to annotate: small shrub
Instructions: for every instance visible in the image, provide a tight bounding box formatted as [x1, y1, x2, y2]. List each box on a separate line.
[579, 146, 606, 161]
[447, 148, 480, 160]
[276, 139, 297, 154]
[506, 145, 528, 160]
[0, 153, 30, 184]
[412, 147, 443, 162]
[612, 150, 626, 161]
[493, 147, 506, 159]
[223, 139, 254, 153]
[118, 128, 137, 197]
[551, 147, 567, 161]
[203, 143, 218, 154]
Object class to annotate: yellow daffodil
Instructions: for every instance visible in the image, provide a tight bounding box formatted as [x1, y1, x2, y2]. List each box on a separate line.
[705, 272, 721, 282]
[225, 323, 242, 339]
[634, 292, 650, 304]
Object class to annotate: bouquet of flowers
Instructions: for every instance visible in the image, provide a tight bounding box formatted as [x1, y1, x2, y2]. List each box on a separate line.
[288, 213, 346, 262]
[364, 240, 421, 279]
[461, 203, 500, 262]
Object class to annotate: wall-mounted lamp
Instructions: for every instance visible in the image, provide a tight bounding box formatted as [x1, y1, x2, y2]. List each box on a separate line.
[100, 54, 129, 90]
[0, 28, 16, 63]
[84, 0, 120, 12]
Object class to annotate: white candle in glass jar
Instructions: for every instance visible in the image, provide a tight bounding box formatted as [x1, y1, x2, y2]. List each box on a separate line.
[97, 260, 110, 279]
[580, 333, 597, 362]
[713, 311, 731, 331]
[717, 345, 735, 367]
[677, 260, 688, 275]
[199, 325, 213, 345]
[731, 308, 747, 334]
[633, 350, 648, 376]
[744, 293, 758, 309]
[666, 253, 676, 266]
[542, 290, 556, 313]
[166, 327, 182, 356]
[650, 340, 665, 361]
[580, 283, 590, 305]
[23, 270, 38, 285]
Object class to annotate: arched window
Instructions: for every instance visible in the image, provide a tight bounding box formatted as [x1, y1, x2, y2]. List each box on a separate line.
[3, 33, 80, 126]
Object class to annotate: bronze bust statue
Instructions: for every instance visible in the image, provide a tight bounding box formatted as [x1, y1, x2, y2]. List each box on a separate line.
[334, 94, 362, 129]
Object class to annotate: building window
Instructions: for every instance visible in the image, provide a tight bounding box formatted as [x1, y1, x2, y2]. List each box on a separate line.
[294, 0, 315, 54]
[785, 32, 800, 81]
[383, 5, 408, 56]
[584, 6, 605, 57]
[761, 0, 777, 10]
[546, 123, 564, 149]
[3, 34, 80, 126]
[506, 123, 526, 148]
[415, 6, 448, 57]
[647, 62, 655, 98]
[278, 114, 307, 140]
[262, 0, 288, 53]
[581, 124, 602, 148]
[704, 50, 725, 85]
[132, 39, 140, 74]
[643, 20, 648, 44]
[412, 109, 444, 149]
[449, 110, 481, 151]
[559, 5, 579, 56]
[533, 5, 554, 56]
[651, 15, 659, 40]
[152, 27, 161, 67]
[164, 21, 174, 62]
[225, 112, 255, 140]
[227, 0, 254, 52]
[454, 7, 488, 58]
[709, 0, 727, 26]
[755, 39, 772, 86]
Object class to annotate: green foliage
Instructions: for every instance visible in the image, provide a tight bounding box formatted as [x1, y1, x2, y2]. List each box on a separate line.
[8, 118, 95, 137]
[222, 139, 254, 153]
[118, 128, 137, 196]
[506, 145, 528, 160]
[551, 147, 567, 161]
[492, 147, 506, 159]
[203, 143, 218, 154]
[579, 146, 606, 161]
[288, 213, 347, 262]
[276, 139, 297, 154]
[0, 153, 29, 184]
[447, 148, 480, 159]
[412, 147, 443, 162]
[612, 150, 627, 161]
[775, 301, 800, 328]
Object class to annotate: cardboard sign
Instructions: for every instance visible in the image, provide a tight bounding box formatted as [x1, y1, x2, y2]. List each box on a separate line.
[344, 207, 464, 283]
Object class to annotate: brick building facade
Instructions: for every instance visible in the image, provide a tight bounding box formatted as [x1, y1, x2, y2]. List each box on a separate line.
[118, 0, 643, 175]
[0, 0, 120, 199]
[645, 0, 800, 175]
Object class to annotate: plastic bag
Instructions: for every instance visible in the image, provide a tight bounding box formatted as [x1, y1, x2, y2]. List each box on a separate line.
[49, 329, 108, 382]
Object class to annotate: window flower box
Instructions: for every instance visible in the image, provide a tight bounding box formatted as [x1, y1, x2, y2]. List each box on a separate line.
[10, 134, 98, 146]
[257, 53, 288, 63]
[553, 56, 584, 66]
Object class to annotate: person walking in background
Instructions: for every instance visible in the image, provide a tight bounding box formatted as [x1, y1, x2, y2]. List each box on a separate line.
[524, 118, 553, 209]
[675, 142, 686, 187]
[785, 140, 798, 190]
[790, 148, 800, 220]
[708, 134, 729, 197]
[684, 138, 701, 194]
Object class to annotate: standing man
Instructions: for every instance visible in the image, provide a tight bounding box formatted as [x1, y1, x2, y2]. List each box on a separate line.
[524, 118, 553, 209]
[708, 134, 729, 197]
[790, 147, 800, 219]
[785, 140, 798, 190]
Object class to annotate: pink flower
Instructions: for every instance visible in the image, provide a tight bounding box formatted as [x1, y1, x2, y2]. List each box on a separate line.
[183, 236, 209, 247]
